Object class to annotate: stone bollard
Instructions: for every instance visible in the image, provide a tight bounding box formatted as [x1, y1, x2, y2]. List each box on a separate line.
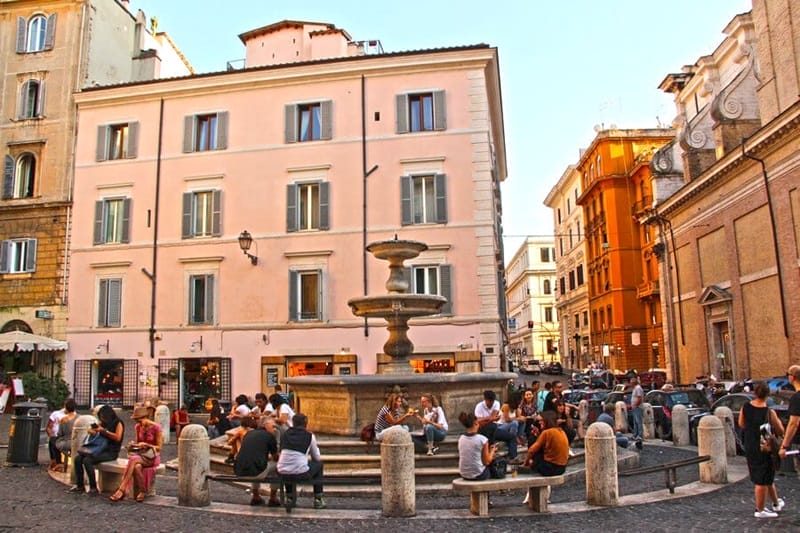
[578, 399, 589, 439]
[672, 405, 690, 446]
[380, 427, 415, 517]
[178, 424, 210, 507]
[714, 407, 737, 457]
[697, 415, 727, 484]
[585, 422, 618, 506]
[614, 401, 628, 434]
[155, 404, 171, 444]
[70, 414, 98, 485]
[642, 403, 655, 440]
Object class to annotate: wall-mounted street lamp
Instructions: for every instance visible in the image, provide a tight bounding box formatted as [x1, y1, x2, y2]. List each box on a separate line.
[238, 230, 258, 265]
[190, 336, 203, 352]
[95, 340, 109, 355]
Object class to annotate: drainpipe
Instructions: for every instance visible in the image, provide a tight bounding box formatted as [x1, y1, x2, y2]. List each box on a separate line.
[361, 74, 378, 337]
[741, 140, 789, 338]
[145, 99, 165, 358]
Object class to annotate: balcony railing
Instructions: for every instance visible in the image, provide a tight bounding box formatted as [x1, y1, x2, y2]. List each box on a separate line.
[632, 196, 653, 216]
[636, 279, 660, 298]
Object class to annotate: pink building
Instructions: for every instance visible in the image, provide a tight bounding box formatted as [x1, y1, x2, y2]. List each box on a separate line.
[68, 21, 507, 411]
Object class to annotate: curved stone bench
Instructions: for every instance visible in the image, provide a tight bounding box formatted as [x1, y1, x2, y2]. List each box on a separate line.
[97, 458, 166, 498]
[452, 473, 565, 516]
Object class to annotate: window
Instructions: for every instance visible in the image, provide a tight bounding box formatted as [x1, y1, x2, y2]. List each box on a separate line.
[574, 314, 580, 329]
[396, 91, 446, 133]
[557, 208, 561, 224]
[569, 271, 576, 291]
[411, 264, 453, 315]
[583, 311, 589, 327]
[540, 247, 551, 262]
[93, 198, 131, 244]
[286, 182, 329, 232]
[16, 14, 56, 53]
[576, 264, 584, 285]
[183, 112, 228, 152]
[544, 306, 553, 323]
[96, 122, 139, 161]
[189, 274, 215, 325]
[285, 101, 332, 143]
[182, 190, 222, 239]
[3, 154, 36, 199]
[401, 174, 447, 225]
[289, 270, 323, 321]
[567, 198, 571, 214]
[559, 277, 565, 295]
[0, 239, 37, 274]
[18, 79, 45, 119]
[97, 278, 121, 327]
[543, 279, 551, 295]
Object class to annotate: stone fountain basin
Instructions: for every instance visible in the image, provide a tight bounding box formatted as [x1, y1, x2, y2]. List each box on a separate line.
[366, 239, 427, 260]
[347, 294, 446, 318]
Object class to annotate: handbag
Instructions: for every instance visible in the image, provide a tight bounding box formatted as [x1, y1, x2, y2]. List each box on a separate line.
[360, 423, 376, 443]
[77, 432, 109, 457]
[489, 456, 508, 479]
[759, 409, 782, 455]
[126, 443, 157, 460]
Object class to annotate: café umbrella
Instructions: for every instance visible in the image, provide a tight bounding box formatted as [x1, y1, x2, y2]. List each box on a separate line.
[0, 330, 68, 351]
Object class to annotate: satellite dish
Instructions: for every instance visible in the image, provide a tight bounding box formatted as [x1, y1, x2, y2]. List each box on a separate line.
[593, 124, 602, 132]
[609, 123, 617, 129]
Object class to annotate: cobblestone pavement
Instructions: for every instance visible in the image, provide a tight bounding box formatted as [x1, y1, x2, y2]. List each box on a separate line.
[2, 413, 800, 532]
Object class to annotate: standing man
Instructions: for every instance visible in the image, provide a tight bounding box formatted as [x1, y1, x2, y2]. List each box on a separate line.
[630, 377, 644, 443]
[779, 365, 800, 469]
[234, 417, 281, 506]
[542, 381, 564, 412]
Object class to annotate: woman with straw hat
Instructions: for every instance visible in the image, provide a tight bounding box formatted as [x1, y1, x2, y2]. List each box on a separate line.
[109, 405, 162, 502]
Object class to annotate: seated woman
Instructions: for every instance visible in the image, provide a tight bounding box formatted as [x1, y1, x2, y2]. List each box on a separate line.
[522, 411, 569, 476]
[499, 397, 525, 446]
[227, 394, 251, 428]
[374, 393, 414, 441]
[110, 406, 162, 502]
[170, 405, 190, 440]
[414, 394, 448, 455]
[206, 398, 231, 439]
[69, 405, 124, 495]
[269, 393, 295, 434]
[457, 412, 498, 480]
[555, 400, 577, 445]
[517, 389, 538, 444]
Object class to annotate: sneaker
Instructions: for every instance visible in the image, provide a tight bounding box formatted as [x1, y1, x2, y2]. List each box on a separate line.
[426, 448, 434, 456]
[313, 496, 327, 509]
[754, 509, 778, 518]
[772, 498, 785, 512]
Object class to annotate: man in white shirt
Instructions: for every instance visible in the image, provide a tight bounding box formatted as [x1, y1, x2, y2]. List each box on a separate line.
[474, 390, 518, 461]
[46, 400, 68, 471]
[630, 377, 644, 442]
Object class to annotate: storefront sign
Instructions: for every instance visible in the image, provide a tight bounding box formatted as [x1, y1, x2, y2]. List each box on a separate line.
[266, 367, 279, 387]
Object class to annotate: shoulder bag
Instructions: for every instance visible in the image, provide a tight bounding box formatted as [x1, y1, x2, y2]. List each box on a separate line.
[77, 432, 109, 457]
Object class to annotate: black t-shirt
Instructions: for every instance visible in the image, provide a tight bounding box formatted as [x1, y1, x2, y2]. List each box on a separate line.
[234, 428, 278, 477]
[790, 391, 800, 418]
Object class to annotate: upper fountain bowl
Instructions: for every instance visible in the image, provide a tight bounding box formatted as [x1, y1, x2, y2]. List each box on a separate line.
[366, 239, 428, 261]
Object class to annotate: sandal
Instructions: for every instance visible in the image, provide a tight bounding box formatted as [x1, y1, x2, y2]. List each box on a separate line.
[109, 490, 125, 502]
[135, 492, 145, 503]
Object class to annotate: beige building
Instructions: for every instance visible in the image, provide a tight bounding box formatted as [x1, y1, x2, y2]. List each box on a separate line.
[505, 237, 558, 368]
[0, 0, 190, 378]
[650, 4, 800, 382]
[544, 165, 589, 369]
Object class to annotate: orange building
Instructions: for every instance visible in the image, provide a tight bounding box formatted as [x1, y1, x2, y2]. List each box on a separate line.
[577, 129, 673, 373]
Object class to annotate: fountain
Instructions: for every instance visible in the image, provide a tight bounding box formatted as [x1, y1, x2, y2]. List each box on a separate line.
[283, 237, 515, 436]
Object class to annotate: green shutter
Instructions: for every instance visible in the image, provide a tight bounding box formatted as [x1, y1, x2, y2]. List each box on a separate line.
[286, 184, 298, 232]
[96, 126, 107, 162]
[36, 80, 46, 117]
[320, 100, 332, 140]
[396, 94, 409, 133]
[24, 239, 36, 272]
[98, 279, 108, 326]
[3, 155, 15, 199]
[439, 264, 452, 315]
[434, 173, 447, 223]
[400, 176, 412, 225]
[107, 279, 121, 327]
[93, 200, 104, 244]
[284, 105, 297, 143]
[433, 90, 446, 131]
[318, 182, 329, 230]
[212, 190, 222, 236]
[289, 271, 298, 321]
[205, 275, 215, 324]
[44, 14, 57, 51]
[216, 111, 228, 150]
[126, 121, 139, 159]
[16, 17, 26, 53]
[121, 199, 131, 243]
[182, 116, 194, 152]
[181, 192, 192, 238]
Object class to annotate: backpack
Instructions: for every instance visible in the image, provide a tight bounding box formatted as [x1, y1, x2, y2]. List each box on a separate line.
[360, 422, 376, 452]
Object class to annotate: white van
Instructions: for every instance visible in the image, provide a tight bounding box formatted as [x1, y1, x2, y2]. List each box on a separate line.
[521, 358, 542, 374]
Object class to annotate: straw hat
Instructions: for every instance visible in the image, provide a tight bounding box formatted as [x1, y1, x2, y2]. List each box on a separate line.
[132, 406, 151, 420]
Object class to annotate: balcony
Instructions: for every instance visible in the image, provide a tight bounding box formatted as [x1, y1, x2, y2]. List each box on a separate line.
[632, 196, 653, 216]
[637, 279, 660, 299]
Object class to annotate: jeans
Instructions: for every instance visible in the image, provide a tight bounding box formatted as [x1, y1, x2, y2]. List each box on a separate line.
[531, 450, 566, 476]
[73, 449, 118, 489]
[632, 406, 643, 440]
[281, 460, 324, 496]
[424, 425, 447, 444]
[498, 420, 523, 440]
[479, 422, 517, 459]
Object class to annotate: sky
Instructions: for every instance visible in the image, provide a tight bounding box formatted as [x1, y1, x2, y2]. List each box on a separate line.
[132, 0, 753, 261]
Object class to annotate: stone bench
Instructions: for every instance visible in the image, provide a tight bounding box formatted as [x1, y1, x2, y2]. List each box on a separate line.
[96, 458, 166, 498]
[452, 473, 565, 516]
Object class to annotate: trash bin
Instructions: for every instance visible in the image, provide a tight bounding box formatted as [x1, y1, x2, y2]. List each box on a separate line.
[6, 401, 47, 466]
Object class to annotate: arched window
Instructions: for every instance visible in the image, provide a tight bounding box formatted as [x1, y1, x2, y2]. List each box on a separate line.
[3, 153, 36, 199]
[27, 15, 47, 52]
[543, 279, 551, 295]
[20, 79, 43, 119]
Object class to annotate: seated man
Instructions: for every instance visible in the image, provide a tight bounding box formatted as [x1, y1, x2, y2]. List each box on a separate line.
[596, 403, 630, 448]
[474, 390, 518, 462]
[225, 415, 257, 464]
[234, 417, 281, 506]
[277, 413, 325, 509]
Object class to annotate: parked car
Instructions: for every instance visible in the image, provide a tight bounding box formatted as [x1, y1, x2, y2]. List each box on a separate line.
[520, 358, 542, 374]
[689, 392, 793, 452]
[604, 390, 634, 429]
[765, 376, 794, 392]
[644, 388, 711, 440]
[564, 389, 609, 425]
[638, 370, 667, 391]
[543, 362, 563, 375]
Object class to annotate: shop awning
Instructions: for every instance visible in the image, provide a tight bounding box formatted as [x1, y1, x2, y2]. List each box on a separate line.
[0, 330, 68, 351]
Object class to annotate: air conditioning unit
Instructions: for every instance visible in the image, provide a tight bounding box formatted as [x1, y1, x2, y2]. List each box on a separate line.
[602, 242, 610, 249]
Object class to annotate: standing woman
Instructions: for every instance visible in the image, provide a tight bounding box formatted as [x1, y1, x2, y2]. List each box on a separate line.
[69, 404, 124, 494]
[110, 406, 162, 502]
[416, 394, 448, 455]
[738, 381, 785, 519]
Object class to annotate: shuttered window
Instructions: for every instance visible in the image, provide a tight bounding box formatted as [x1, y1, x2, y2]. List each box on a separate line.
[396, 90, 446, 133]
[286, 182, 329, 232]
[189, 274, 215, 325]
[400, 174, 447, 225]
[0, 239, 37, 274]
[181, 190, 222, 239]
[19, 79, 45, 119]
[97, 278, 122, 327]
[17, 14, 56, 53]
[3, 154, 36, 200]
[284, 101, 332, 143]
[93, 198, 131, 244]
[182, 112, 228, 152]
[289, 270, 323, 321]
[410, 264, 453, 315]
[96, 122, 139, 161]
